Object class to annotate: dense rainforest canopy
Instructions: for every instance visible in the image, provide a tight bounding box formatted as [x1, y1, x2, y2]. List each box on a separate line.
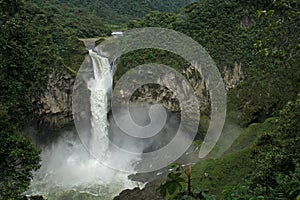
[0, 0, 299, 199]
[29, 0, 192, 24]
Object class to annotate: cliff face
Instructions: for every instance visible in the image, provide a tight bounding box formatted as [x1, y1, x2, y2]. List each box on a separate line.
[130, 63, 244, 113]
[37, 71, 74, 127]
[223, 62, 244, 90]
[129, 65, 208, 113]
[37, 61, 243, 128]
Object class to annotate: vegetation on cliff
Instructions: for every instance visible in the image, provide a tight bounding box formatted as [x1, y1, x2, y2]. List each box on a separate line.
[120, 0, 299, 126]
[29, 0, 191, 24]
[115, 0, 299, 199]
[0, 0, 299, 199]
[0, 106, 41, 200]
[154, 95, 299, 199]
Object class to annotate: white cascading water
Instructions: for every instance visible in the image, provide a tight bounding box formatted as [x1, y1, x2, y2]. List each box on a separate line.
[88, 49, 112, 160]
[27, 50, 141, 199]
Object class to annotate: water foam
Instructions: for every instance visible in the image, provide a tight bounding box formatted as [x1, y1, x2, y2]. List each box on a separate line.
[27, 50, 141, 199]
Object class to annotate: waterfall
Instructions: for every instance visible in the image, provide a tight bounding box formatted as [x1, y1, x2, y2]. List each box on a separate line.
[27, 50, 141, 200]
[88, 50, 112, 160]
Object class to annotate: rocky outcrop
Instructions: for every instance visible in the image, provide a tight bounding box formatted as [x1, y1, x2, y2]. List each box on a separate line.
[240, 15, 256, 28]
[223, 62, 244, 90]
[128, 65, 208, 113]
[37, 71, 74, 127]
[114, 181, 163, 200]
[130, 63, 243, 114]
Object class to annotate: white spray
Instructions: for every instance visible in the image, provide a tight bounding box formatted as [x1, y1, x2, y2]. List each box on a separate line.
[27, 50, 141, 199]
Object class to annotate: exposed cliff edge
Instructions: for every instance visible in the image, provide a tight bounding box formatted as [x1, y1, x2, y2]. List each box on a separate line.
[130, 63, 244, 114]
[37, 71, 74, 128]
[36, 60, 243, 128]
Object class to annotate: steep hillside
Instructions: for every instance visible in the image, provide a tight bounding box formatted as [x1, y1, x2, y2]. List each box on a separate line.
[32, 0, 191, 24]
[120, 0, 300, 126]
[103, 0, 191, 18]
[114, 0, 299, 198]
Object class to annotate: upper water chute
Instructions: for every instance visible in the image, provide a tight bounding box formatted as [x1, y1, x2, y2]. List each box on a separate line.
[88, 49, 113, 91]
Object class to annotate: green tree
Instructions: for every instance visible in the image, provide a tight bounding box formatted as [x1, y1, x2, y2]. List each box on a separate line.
[0, 0, 51, 123]
[0, 1, 41, 199]
[0, 105, 41, 200]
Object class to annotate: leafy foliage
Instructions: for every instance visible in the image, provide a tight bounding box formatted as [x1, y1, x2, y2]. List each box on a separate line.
[158, 163, 216, 200]
[224, 95, 300, 199]
[1, 0, 110, 123]
[248, 95, 300, 198]
[0, 1, 42, 199]
[231, 0, 300, 125]
[115, 48, 188, 81]
[0, 105, 41, 200]
[41, 0, 191, 24]
[27, 0, 111, 37]
[0, 0, 52, 123]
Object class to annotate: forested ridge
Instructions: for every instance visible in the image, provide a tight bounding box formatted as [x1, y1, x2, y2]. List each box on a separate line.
[0, 0, 299, 199]
[29, 0, 191, 24]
